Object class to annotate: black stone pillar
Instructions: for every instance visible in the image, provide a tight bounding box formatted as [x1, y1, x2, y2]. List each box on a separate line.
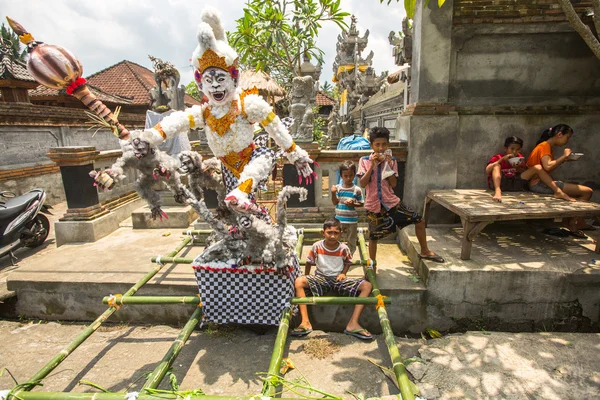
[47, 146, 108, 220]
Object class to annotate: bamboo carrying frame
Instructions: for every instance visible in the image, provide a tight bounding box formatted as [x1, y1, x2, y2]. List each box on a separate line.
[3, 229, 415, 400]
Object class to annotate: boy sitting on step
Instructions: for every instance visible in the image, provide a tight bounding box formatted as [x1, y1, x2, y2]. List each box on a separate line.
[292, 218, 373, 340]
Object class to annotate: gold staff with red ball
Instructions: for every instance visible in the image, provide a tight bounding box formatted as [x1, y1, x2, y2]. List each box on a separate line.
[6, 17, 130, 141]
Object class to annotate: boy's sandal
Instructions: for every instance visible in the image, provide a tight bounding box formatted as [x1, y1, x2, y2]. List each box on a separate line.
[344, 328, 374, 341]
[290, 326, 313, 337]
[567, 229, 588, 239]
[417, 253, 445, 263]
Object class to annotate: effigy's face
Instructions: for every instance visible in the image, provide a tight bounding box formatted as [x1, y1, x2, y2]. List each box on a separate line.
[200, 67, 236, 105]
[132, 138, 151, 159]
[178, 154, 198, 174]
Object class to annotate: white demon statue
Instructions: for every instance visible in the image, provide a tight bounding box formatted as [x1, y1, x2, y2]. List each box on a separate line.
[141, 7, 315, 217]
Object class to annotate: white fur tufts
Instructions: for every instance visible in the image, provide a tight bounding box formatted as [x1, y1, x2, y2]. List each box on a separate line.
[201, 7, 225, 41]
[191, 7, 239, 71]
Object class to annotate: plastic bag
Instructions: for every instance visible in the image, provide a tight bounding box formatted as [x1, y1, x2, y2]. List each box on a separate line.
[381, 149, 395, 179]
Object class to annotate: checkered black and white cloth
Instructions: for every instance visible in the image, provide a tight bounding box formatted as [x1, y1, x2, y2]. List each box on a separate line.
[193, 257, 300, 325]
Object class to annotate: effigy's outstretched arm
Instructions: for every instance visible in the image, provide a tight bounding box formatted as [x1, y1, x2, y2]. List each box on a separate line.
[243, 94, 316, 183]
[146, 105, 205, 141]
[89, 153, 137, 190]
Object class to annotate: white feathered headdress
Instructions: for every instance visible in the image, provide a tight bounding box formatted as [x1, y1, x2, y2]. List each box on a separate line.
[192, 7, 239, 80]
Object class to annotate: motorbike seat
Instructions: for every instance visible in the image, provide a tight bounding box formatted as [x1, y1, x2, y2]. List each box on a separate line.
[0, 192, 40, 220]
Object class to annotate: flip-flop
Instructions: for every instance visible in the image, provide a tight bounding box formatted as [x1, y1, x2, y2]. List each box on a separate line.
[290, 326, 312, 337]
[542, 228, 570, 237]
[417, 253, 445, 263]
[567, 230, 588, 239]
[344, 328, 374, 340]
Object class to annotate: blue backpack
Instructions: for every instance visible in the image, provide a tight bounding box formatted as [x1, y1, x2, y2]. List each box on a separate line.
[337, 134, 371, 151]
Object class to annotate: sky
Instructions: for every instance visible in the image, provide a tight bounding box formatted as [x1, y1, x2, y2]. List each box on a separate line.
[0, 0, 406, 87]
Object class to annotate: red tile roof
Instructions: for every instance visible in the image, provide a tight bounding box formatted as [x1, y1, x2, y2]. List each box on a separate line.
[86, 60, 201, 107]
[316, 91, 335, 106]
[29, 83, 134, 104]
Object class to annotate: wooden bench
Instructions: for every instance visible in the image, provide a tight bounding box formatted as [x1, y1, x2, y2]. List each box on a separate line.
[423, 189, 600, 260]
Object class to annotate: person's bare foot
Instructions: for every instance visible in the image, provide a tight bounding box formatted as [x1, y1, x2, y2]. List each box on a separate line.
[554, 191, 576, 202]
[492, 190, 502, 203]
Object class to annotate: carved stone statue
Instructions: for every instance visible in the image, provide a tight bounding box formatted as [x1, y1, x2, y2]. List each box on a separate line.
[148, 55, 186, 112]
[289, 75, 314, 143]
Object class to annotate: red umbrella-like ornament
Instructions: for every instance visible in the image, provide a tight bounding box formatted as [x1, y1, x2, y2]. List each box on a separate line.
[6, 17, 130, 141]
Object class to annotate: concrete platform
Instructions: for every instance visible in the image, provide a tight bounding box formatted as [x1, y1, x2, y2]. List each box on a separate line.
[4, 225, 427, 333]
[398, 221, 600, 332]
[131, 205, 198, 229]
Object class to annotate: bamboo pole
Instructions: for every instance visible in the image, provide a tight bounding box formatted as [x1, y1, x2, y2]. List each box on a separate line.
[101, 295, 391, 306]
[357, 230, 414, 400]
[295, 229, 304, 259]
[14, 237, 193, 393]
[182, 228, 327, 236]
[261, 307, 292, 396]
[151, 256, 194, 264]
[13, 393, 307, 400]
[142, 306, 204, 390]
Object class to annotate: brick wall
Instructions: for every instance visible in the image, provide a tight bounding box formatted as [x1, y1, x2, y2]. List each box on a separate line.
[454, 0, 594, 24]
[0, 164, 59, 182]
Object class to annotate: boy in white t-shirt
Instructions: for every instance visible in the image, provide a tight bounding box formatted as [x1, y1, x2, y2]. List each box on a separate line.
[292, 218, 373, 340]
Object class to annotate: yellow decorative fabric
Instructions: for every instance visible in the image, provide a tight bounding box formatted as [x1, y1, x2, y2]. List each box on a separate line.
[238, 178, 253, 194]
[285, 142, 297, 153]
[260, 111, 276, 127]
[334, 64, 370, 80]
[375, 294, 387, 310]
[187, 114, 196, 129]
[219, 143, 256, 178]
[203, 101, 240, 137]
[154, 124, 167, 139]
[19, 33, 34, 44]
[107, 294, 123, 310]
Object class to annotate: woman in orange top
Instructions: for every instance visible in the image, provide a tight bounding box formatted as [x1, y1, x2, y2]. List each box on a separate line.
[526, 124, 593, 234]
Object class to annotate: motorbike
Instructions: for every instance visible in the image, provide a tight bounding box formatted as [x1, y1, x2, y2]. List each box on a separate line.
[0, 189, 52, 265]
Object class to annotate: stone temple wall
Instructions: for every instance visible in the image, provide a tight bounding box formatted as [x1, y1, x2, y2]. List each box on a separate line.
[400, 0, 600, 215]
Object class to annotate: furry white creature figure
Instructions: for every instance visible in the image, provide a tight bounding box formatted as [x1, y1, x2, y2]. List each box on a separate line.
[178, 151, 225, 206]
[194, 186, 307, 268]
[90, 130, 187, 220]
[140, 7, 316, 218]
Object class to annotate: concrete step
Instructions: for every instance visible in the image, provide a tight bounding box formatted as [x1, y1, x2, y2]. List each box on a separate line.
[398, 221, 600, 332]
[4, 226, 428, 333]
[132, 205, 197, 229]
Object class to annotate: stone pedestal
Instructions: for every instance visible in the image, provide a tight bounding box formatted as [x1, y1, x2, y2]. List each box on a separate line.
[47, 146, 143, 245]
[131, 205, 198, 229]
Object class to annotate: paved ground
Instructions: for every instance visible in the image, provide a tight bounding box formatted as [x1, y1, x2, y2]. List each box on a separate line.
[0, 320, 598, 399]
[0, 202, 67, 298]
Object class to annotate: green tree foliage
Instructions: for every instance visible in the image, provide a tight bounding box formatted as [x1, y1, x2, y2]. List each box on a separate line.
[312, 105, 326, 145]
[0, 23, 27, 61]
[380, 0, 447, 19]
[185, 81, 204, 102]
[229, 0, 349, 90]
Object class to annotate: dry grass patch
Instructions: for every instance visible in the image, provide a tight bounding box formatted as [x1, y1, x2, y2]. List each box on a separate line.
[303, 337, 340, 359]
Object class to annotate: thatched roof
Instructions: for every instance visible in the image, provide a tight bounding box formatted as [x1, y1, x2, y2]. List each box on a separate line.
[239, 70, 285, 97]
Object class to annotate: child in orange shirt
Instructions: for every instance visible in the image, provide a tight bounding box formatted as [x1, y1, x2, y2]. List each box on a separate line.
[526, 124, 593, 234]
[486, 136, 573, 203]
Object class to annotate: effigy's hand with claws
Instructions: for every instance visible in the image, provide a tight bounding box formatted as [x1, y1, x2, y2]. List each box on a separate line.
[224, 188, 267, 215]
[294, 157, 319, 185]
[89, 170, 116, 190]
[152, 165, 172, 180]
[150, 206, 169, 221]
[286, 146, 319, 185]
